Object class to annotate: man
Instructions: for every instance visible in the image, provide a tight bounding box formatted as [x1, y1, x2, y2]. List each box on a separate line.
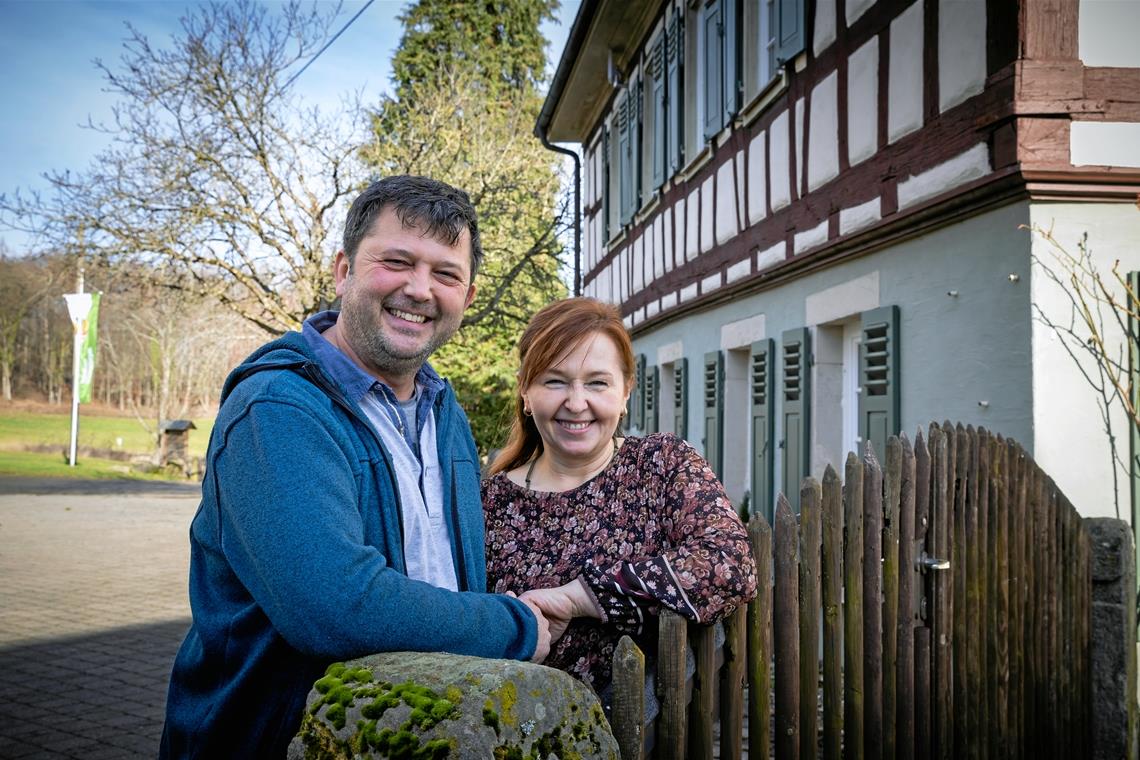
[161, 176, 550, 757]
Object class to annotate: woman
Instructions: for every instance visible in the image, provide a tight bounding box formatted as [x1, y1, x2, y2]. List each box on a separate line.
[483, 297, 757, 696]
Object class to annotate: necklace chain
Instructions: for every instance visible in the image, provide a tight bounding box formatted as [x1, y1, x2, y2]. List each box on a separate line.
[525, 439, 619, 491]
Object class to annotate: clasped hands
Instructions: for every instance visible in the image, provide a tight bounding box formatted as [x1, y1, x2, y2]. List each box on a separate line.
[511, 577, 601, 664]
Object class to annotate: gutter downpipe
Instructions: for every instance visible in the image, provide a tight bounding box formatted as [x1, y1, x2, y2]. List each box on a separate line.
[536, 129, 581, 296]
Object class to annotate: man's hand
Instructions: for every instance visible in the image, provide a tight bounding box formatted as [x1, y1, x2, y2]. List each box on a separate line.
[514, 594, 551, 663]
[520, 578, 601, 644]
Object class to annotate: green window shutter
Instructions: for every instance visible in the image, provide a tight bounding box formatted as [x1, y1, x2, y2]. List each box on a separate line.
[633, 77, 644, 211]
[703, 350, 725, 478]
[776, 0, 805, 65]
[673, 358, 689, 440]
[722, 0, 740, 123]
[645, 365, 660, 434]
[650, 37, 666, 190]
[666, 6, 685, 175]
[702, 0, 723, 141]
[750, 338, 775, 524]
[781, 327, 811, 512]
[601, 126, 611, 241]
[617, 91, 632, 224]
[858, 305, 901, 462]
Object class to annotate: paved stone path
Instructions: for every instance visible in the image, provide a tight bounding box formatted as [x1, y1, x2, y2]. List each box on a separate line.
[0, 480, 200, 758]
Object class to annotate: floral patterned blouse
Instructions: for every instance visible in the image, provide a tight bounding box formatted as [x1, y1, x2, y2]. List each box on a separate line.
[483, 433, 758, 694]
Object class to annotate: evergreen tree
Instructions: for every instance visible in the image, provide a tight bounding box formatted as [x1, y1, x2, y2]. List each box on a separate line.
[364, 0, 569, 455]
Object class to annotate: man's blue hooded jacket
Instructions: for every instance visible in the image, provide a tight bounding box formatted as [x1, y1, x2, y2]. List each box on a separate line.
[160, 331, 536, 757]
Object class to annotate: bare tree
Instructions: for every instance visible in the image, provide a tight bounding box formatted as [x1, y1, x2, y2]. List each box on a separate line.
[2, 1, 365, 334]
[1027, 223, 1139, 519]
[0, 249, 59, 400]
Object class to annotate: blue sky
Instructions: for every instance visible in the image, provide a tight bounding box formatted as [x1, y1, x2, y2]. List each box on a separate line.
[0, 0, 580, 253]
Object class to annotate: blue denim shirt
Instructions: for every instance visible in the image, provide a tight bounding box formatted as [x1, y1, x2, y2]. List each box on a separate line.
[302, 311, 457, 591]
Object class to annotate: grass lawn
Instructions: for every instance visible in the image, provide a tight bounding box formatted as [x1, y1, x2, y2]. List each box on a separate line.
[0, 449, 187, 480]
[0, 409, 213, 458]
[0, 407, 214, 480]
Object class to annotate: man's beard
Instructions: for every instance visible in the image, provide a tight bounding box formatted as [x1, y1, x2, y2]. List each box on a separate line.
[339, 289, 460, 377]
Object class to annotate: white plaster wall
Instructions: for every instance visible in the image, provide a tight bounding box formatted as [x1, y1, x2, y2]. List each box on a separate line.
[685, 190, 700, 262]
[748, 131, 768, 224]
[888, 0, 924, 143]
[758, 240, 786, 270]
[663, 205, 675, 272]
[808, 71, 841, 192]
[656, 216, 665, 279]
[735, 150, 747, 232]
[795, 97, 806, 194]
[794, 218, 830, 254]
[848, 37, 879, 167]
[897, 142, 990, 209]
[1079, 0, 1140, 68]
[938, 0, 987, 112]
[1071, 122, 1140, 168]
[847, 0, 876, 27]
[727, 256, 752, 284]
[805, 271, 881, 325]
[633, 233, 645, 292]
[814, 0, 838, 56]
[701, 175, 716, 252]
[840, 196, 882, 235]
[1029, 202, 1140, 523]
[715, 160, 739, 245]
[770, 110, 792, 210]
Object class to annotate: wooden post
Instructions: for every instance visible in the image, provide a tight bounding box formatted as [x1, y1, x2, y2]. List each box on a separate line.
[883, 436, 903, 760]
[933, 422, 954, 760]
[914, 431, 932, 760]
[688, 623, 716, 760]
[774, 495, 800, 760]
[721, 608, 746, 760]
[965, 426, 981, 760]
[863, 442, 885, 760]
[613, 636, 646, 760]
[657, 611, 688, 760]
[748, 516, 772, 760]
[894, 435, 916, 760]
[992, 436, 1010, 758]
[844, 451, 865, 760]
[821, 465, 844, 760]
[953, 423, 969, 760]
[800, 477, 822, 760]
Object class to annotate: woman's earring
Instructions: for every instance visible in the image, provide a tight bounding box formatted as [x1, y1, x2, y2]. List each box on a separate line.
[523, 407, 533, 417]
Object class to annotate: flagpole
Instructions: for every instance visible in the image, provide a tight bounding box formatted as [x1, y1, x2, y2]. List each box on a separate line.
[68, 265, 84, 467]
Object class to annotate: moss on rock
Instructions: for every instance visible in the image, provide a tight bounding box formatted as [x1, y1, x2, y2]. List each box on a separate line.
[289, 653, 618, 759]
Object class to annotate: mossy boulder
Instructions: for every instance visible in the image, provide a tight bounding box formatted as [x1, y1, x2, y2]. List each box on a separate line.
[289, 652, 619, 759]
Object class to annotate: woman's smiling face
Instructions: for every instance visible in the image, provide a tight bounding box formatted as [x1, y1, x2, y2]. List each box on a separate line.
[522, 331, 631, 467]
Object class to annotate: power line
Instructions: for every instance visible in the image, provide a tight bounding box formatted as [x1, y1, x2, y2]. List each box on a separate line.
[283, 0, 376, 90]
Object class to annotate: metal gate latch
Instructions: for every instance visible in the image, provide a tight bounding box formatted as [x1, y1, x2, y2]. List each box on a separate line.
[918, 552, 950, 572]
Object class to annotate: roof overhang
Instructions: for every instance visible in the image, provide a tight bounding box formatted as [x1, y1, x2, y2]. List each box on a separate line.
[537, 0, 660, 143]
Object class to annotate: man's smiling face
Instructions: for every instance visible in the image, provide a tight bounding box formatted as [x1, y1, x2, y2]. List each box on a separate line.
[334, 206, 476, 383]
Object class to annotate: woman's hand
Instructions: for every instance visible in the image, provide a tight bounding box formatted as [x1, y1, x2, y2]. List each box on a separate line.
[520, 578, 601, 644]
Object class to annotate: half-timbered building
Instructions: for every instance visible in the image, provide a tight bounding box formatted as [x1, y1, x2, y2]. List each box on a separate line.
[536, 0, 1140, 523]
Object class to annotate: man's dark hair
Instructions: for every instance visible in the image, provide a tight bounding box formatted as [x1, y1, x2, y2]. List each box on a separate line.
[342, 175, 484, 280]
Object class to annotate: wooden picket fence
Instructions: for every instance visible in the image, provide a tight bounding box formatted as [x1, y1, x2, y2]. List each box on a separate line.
[611, 421, 1092, 759]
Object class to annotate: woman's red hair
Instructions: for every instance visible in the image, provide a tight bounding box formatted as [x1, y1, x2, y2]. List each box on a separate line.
[488, 297, 635, 475]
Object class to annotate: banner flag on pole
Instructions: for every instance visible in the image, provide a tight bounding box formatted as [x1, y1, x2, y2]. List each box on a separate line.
[63, 291, 101, 404]
[78, 292, 100, 403]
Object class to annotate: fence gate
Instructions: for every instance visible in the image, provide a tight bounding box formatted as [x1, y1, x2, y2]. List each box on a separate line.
[611, 421, 1093, 760]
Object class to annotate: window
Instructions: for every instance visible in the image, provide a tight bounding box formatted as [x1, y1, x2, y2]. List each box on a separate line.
[701, 0, 740, 141]
[744, 0, 778, 99]
[645, 365, 660, 434]
[722, 347, 750, 508]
